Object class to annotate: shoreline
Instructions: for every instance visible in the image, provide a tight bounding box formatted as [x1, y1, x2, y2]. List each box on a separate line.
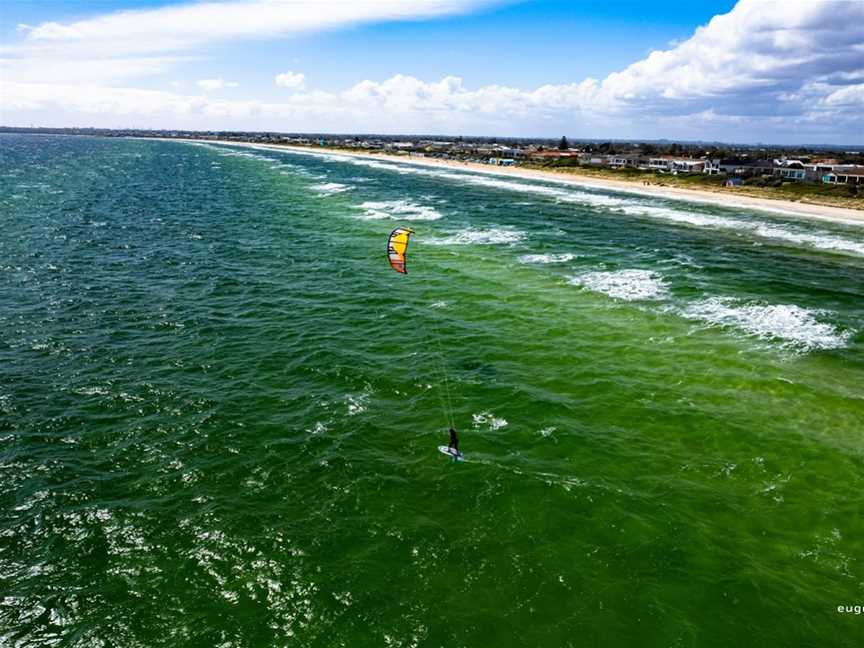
[185, 139, 864, 226]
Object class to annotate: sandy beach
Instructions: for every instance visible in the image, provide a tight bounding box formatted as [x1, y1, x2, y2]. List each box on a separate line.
[194, 139, 864, 226]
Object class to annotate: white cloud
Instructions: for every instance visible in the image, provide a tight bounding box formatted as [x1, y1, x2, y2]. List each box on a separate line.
[593, 0, 864, 116]
[12, 0, 498, 55]
[1, 0, 862, 142]
[821, 84, 864, 107]
[275, 71, 305, 89]
[196, 78, 238, 91]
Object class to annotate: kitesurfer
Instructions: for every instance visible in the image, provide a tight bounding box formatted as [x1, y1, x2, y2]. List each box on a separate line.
[447, 427, 460, 455]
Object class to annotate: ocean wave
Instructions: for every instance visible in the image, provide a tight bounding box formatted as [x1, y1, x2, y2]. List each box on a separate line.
[518, 253, 577, 264]
[311, 182, 353, 196]
[680, 298, 851, 351]
[218, 150, 277, 164]
[751, 223, 864, 257]
[355, 200, 442, 221]
[383, 165, 630, 208]
[619, 204, 864, 257]
[73, 385, 111, 396]
[348, 158, 415, 174]
[233, 144, 864, 258]
[325, 158, 638, 209]
[429, 227, 526, 246]
[311, 152, 864, 257]
[569, 269, 669, 301]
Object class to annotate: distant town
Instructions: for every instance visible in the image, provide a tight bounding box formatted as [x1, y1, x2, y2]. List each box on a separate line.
[4, 126, 862, 201]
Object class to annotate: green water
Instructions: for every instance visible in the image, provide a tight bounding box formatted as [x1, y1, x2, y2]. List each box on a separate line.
[1, 134, 862, 647]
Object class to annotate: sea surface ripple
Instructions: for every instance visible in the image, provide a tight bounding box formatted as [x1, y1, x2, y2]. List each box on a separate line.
[1, 135, 863, 647]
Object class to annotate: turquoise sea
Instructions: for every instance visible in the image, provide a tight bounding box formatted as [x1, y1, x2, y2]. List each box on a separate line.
[1, 134, 862, 647]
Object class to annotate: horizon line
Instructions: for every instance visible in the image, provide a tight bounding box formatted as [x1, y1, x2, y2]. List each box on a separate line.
[1, 126, 861, 151]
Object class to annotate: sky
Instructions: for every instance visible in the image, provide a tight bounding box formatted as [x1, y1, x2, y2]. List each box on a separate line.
[1, 0, 862, 144]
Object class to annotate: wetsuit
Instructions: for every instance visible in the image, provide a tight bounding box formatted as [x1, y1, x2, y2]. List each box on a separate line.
[448, 428, 459, 454]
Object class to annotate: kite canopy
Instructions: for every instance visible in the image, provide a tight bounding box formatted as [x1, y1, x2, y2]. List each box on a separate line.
[387, 227, 414, 274]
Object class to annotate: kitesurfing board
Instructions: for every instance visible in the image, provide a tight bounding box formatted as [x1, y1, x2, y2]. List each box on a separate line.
[438, 445, 464, 461]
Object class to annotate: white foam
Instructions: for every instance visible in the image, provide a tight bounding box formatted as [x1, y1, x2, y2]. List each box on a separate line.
[569, 269, 669, 301]
[73, 386, 111, 396]
[311, 182, 353, 196]
[307, 421, 328, 435]
[751, 222, 864, 256]
[619, 204, 864, 257]
[681, 297, 851, 350]
[473, 411, 508, 431]
[348, 158, 415, 174]
[375, 164, 632, 209]
[430, 227, 526, 246]
[355, 199, 442, 221]
[312, 152, 634, 208]
[345, 393, 368, 416]
[518, 253, 577, 264]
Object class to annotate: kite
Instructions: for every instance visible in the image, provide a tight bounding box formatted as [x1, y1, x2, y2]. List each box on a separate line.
[387, 227, 414, 274]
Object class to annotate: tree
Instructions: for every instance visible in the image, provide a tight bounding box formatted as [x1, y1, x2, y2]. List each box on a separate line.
[558, 136, 569, 151]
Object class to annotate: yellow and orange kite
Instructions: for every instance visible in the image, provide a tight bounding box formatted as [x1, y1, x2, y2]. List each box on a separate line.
[387, 227, 414, 274]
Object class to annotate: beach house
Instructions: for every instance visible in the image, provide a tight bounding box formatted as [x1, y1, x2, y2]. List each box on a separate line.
[772, 158, 807, 181]
[648, 157, 705, 174]
[702, 159, 722, 175]
[608, 154, 643, 169]
[823, 165, 864, 185]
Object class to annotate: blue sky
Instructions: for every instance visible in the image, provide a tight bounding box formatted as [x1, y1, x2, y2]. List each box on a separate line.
[1, 0, 861, 143]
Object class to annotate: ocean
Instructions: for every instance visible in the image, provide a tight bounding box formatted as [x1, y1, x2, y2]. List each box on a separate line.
[1, 133, 862, 647]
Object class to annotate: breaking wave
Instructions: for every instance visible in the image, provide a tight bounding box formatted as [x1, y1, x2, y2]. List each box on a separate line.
[569, 269, 669, 301]
[429, 228, 526, 246]
[619, 205, 864, 257]
[518, 253, 577, 264]
[311, 182, 353, 196]
[204, 143, 864, 259]
[681, 298, 851, 351]
[279, 149, 864, 258]
[354, 200, 442, 221]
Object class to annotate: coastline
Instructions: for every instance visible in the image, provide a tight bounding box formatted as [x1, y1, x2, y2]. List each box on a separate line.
[187, 139, 864, 226]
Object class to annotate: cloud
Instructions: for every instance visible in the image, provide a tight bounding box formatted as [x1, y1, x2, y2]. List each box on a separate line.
[275, 71, 305, 89]
[821, 83, 864, 107]
[12, 0, 499, 55]
[196, 78, 239, 91]
[1, 0, 862, 142]
[594, 0, 864, 117]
